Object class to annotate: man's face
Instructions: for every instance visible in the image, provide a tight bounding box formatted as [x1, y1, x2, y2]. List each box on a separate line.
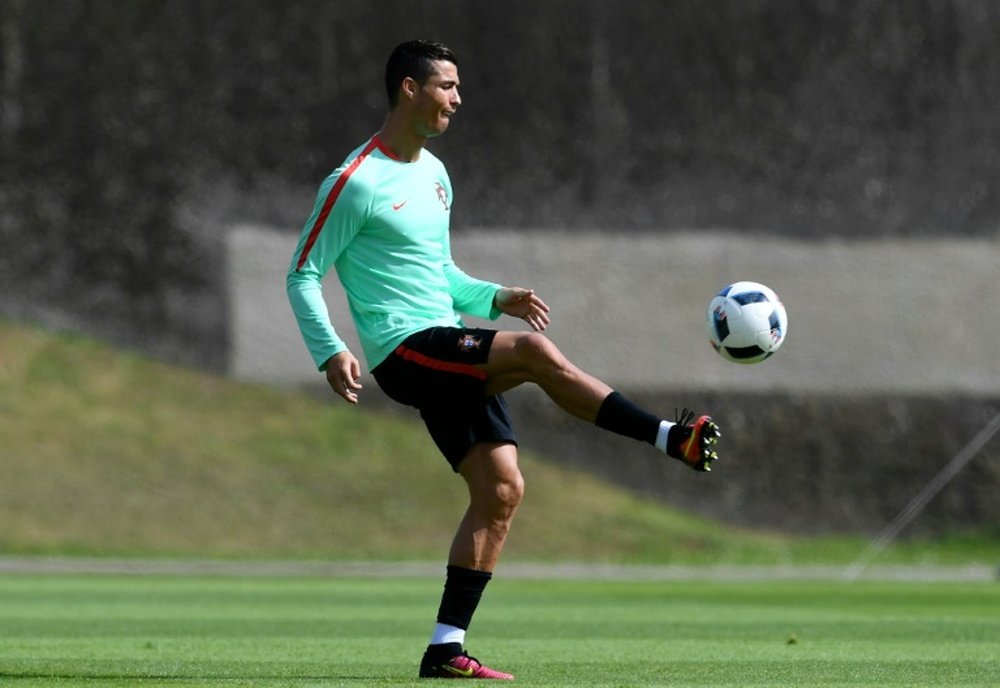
[411, 59, 461, 138]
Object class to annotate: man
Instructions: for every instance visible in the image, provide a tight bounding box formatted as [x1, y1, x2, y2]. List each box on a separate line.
[287, 40, 721, 681]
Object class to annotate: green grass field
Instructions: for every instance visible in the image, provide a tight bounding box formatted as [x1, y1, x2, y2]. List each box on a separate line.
[1, 572, 998, 687]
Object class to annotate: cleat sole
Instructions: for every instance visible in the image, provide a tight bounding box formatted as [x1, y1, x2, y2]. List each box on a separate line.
[669, 412, 722, 472]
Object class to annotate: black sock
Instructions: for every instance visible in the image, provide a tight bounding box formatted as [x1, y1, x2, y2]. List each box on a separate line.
[433, 565, 492, 638]
[594, 391, 661, 445]
[423, 641, 463, 663]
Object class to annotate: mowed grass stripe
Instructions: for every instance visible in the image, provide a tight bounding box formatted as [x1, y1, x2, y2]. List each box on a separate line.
[1, 574, 998, 687]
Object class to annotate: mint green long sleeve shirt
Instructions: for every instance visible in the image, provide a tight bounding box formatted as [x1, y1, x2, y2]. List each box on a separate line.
[287, 136, 501, 371]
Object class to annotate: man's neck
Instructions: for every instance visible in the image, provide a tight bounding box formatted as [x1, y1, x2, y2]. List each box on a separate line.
[377, 116, 425, 162]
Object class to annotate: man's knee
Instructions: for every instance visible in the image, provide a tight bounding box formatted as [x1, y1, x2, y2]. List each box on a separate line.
[515, 332, 567, 373]
[464, 451, 524, 519]
[495, 469, 524, 513]
[473, 467, 523, 517]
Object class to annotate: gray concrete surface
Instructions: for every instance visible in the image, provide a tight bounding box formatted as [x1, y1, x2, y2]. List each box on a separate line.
[229, 225, 1000, 395]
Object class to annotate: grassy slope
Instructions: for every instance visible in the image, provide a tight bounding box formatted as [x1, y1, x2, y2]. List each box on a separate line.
[0, 320, 990, 564]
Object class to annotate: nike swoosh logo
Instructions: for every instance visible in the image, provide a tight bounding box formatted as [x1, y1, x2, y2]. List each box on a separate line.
[392, 200, 408, 211]
[443, 665, 476, 678]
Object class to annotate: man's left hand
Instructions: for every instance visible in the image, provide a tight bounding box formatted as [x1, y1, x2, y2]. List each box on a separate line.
[494, 287, 551, 332]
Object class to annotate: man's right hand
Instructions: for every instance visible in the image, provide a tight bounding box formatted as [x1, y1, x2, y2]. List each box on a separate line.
[324, 351, 363, 404]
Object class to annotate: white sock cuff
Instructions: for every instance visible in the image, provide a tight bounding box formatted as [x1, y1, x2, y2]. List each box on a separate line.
[430, 623, 466, 646]
[654, 420, 674, 453]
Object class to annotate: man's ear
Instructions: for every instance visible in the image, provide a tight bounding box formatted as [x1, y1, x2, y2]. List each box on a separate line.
[401, 76, 418, 101]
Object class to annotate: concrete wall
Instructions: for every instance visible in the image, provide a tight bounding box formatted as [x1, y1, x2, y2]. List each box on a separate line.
[229, 225, 1000, 396]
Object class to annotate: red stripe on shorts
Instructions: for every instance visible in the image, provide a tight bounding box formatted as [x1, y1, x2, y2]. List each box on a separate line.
[394, 344, 488, 381]
[295, 137, 380, 271]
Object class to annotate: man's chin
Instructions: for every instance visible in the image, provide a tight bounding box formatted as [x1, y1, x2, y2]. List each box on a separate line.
[423, 120, 451, 138]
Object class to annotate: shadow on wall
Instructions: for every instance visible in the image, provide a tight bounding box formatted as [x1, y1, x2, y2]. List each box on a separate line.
[507, 388, 1000, 536]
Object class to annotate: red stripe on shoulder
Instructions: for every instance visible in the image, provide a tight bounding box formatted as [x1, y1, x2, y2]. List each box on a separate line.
[372, 135, 402, 160]
[295, 137, 380, 271]
[394, 345, 488, 381]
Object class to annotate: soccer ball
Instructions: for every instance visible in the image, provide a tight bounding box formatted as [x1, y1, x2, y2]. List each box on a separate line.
[706, 281, 788, 364]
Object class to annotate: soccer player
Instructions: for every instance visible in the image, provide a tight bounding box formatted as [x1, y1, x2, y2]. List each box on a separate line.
[286, 40, 721, 680]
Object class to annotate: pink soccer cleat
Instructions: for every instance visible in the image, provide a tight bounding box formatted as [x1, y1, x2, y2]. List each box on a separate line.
[667, 409, 721, 472]
[419, 651, 514, 680]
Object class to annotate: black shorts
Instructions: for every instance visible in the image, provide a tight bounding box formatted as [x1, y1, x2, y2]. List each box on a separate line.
[371, 327, 517, 471]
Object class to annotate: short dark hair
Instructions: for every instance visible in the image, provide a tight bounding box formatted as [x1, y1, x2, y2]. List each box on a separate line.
[385, 40, 457, 108]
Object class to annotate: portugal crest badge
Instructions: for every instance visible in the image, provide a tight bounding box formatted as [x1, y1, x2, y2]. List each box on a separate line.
[457, 334, 482, 352]
[435, 181, 450, 210]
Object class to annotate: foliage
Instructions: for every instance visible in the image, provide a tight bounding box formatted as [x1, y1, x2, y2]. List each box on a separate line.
[3, 1, 1000, 314]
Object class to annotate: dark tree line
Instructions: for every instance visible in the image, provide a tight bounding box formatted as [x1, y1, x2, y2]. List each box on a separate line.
[2, 0, 999, 363]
